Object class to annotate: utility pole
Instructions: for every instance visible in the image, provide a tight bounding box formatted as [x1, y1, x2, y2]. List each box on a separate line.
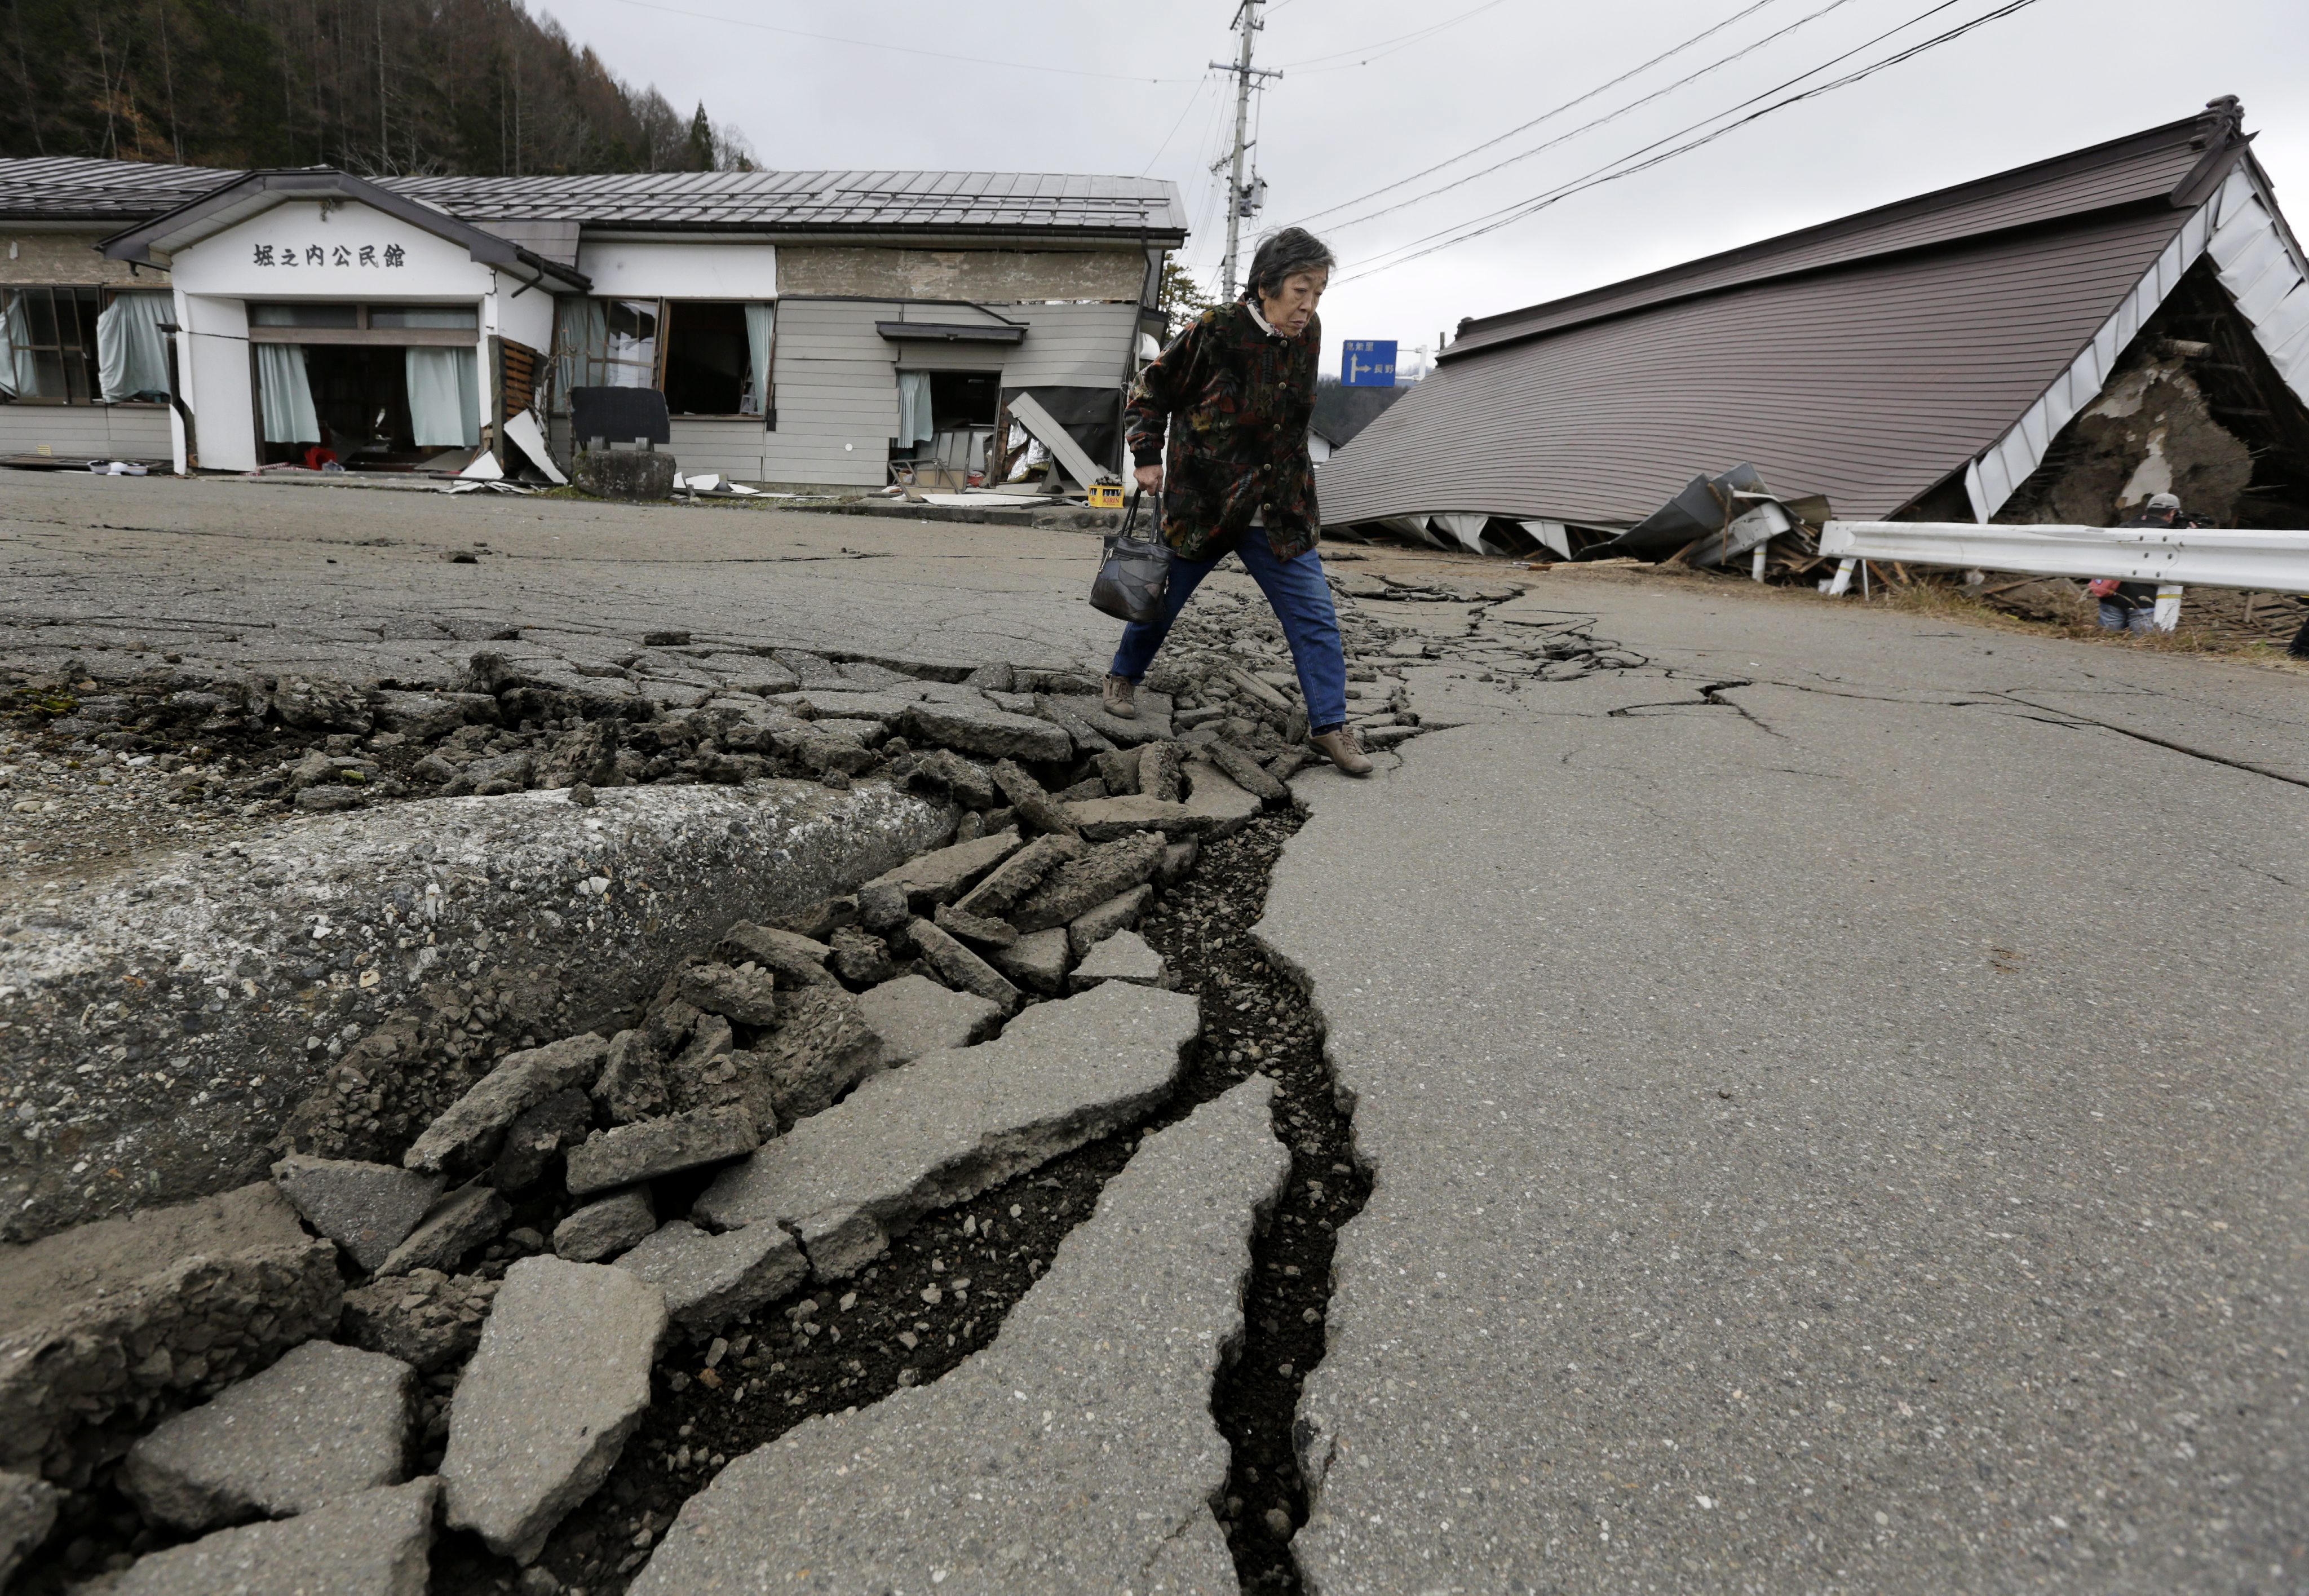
[1211, 1, 1281, 300]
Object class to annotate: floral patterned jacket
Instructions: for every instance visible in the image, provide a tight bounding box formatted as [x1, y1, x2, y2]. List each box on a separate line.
[1124, 300, 1321, 563]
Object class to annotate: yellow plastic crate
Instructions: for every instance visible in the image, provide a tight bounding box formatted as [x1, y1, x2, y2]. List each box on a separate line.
[1087, 482, 1124, 509]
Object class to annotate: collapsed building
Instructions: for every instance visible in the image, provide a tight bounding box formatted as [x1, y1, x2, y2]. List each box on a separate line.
[0, 160, 1183, 488]
[1318, 98, 2309, 568]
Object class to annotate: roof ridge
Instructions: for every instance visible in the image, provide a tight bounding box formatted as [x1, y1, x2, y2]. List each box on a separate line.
[1449, 100, 2249, 360]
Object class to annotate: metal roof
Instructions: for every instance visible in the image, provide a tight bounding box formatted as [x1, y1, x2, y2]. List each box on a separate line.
[0, 158, 1185, 242]
[1318, 100, 2272, 529]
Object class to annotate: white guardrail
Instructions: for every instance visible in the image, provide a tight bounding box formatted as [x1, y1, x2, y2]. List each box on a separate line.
[1818, 521, 2309, 595]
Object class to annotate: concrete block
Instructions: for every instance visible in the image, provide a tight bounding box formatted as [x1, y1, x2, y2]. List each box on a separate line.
[693, 982, 1200, 1278]
[862, 829, 1021, 908]
[564, 1105, 759, 1197]
[271, 1157, 443, 1273]
[1068, 885, 1154, 958]
[402, 1035, 608, 1181]
[905, 919, 1020, 1013]
[987, 928, 1071, 997]
[552, 1189, 657, 1263]
[1070, 930, 1167, 991]
[857, 975, 1003, 1067]
[94, 1478, 439, 1596]
[901, 701, 1073, 763]
[375, 1183, 508, 1277]
[1010, 832, 1167, 932]
[630, 1077, 1285, 1595]
[441, 1258, 668, 1563]
[613, 1219, 807, 1331]
[122, 1341, 414, 1531]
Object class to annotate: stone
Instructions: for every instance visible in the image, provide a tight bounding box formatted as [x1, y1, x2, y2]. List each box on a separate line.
[375, 1183, 509, 1276]
[1139, 741, 1186, 802]
[594, 1028, 669, 1125]
[861, 829, 1021, 909]
[901, 700, 1073, 763]
[0, 1184, 340, 1481]
[1203, 740, 1290, 806]
[271, 1156, 444, 1273]
[905, 919, 1021, 1013]
[441, 1258, 668, 1563]
[775, 688, 922, 724]
[95, 1478, 439, 1596]
[272, 675, 374, 735]
[552, 1190, 657, 1263]
[745, 985, 885, 1128]
[564, 1106, 760, 1197]
[630, 1078, 1285, 1595]
[963, 662, 1014, 692]
[1092, 745, 1144, 795]
[575, 448, 676, 500]
[1071, 930, 1167, 991]
[694, 982, 1201, 1277]
[1060, 793, 1200, 841]
[295, 786, 366, 814]
[402, 1035, 609, 1181]
[1043, 689, 1176, 748]
[770, 895, 857, 943]
[713, 923, 836, 989]
[1032, 693, 1114, 755]
[1363, 723, 1422, 749]
[1180, 755, 1262, 838]
[1158, 838, 1200, 887]
[121, 1341, 415, 1531]
[1010, 831, 1168, 932]
[612, 1220, 808, 1331]
[933, 900, 1017, 948]
[1, 1470, 59, 1586]
[490, 1090, 595, 1192]
[987, 928, 1071, 997]
[855, 879, 910, 934]
[535, 719, 621, 789]
[950, 833, 1086, 920]
[828, 926, 897, 987]
[677, 962, 785, 1026]
[989, 759, 1080, 838]
[373, 689, 472, 741]
[666, 1013, 734, 1085]
[1068, 885, 1154, 958]
[339, 1270, 499, 1374]
[771, 725, 878, 776]
[904, 749, 997, 809]
[857, 975, 1003, 1067]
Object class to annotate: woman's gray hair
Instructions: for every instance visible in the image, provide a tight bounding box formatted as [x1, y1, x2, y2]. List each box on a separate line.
[1242, 227, 1336, 301]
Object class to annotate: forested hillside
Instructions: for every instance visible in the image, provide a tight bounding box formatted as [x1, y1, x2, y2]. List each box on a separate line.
[0, 0, 751, 176]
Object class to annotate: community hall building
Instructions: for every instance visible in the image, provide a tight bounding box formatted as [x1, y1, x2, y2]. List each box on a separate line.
[0, 160, 1184, 488]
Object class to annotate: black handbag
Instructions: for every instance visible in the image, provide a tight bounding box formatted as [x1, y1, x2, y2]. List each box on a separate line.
[1089, 489, 1171, 625]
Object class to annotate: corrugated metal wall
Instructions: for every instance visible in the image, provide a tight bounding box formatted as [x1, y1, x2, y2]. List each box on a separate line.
[1319, 207, 2187, 528]
[0, 405, 172, 463]
[763, 298, 1137, 486]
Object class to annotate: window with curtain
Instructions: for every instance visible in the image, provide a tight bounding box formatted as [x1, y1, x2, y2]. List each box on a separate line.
[404, 346, 480, 448]
[895, 369, 935, 452]
[97, 290, 173, 403]
[0, 286, 103, 402]
[744, 302, 775, 418]
[256, 343, 320, 443]
[554, 297, 661, 391]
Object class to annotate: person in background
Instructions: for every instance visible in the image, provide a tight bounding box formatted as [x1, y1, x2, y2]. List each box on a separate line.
[2089, 491, 2197, 634]
[1103, 227, 1370, 777]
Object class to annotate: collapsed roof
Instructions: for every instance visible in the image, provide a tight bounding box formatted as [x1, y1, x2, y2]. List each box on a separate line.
[1318, 98, 2309, 540]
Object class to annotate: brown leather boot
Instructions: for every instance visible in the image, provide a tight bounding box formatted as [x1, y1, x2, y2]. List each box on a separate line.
[1102, 674, 1138, 720]
[1311, 726, 1373, 776]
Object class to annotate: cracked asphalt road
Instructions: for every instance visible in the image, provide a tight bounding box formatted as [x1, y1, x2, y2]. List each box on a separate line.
[1264, 581, 2307, 1593]
[7, 474, 2303, 1591]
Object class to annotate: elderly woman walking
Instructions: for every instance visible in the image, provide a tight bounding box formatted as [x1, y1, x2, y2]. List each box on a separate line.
[1102, 227, 1371, 776]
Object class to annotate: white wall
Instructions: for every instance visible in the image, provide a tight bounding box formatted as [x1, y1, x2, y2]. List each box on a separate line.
[489, 274, 556, 355]
[0, 404, 172, 463]
[577, 242, 777, 301]
[169, 201, 496, 300]
[177, 291, 255, 471]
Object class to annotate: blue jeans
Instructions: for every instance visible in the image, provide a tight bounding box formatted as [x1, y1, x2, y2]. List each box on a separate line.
[2098, 599, 2152, 635]
[1110, 536, 1348, 732]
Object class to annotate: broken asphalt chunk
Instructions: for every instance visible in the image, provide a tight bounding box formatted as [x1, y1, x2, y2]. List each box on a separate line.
[691, 980, 1200, 1279]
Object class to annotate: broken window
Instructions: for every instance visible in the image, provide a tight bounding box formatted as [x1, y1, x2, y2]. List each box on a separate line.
[663, 300, 751, 416]
[0, 286, 104, 403]
[555, 298, 661, 393]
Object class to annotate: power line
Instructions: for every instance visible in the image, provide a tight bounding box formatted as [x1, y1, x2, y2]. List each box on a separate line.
[1287, 0, 1835, 230]
[1269, 0, 1518, 73]
[1140, 73, 1217, 176]
[1337, 0, 2050, 282]
[592, 0, 1198, 83]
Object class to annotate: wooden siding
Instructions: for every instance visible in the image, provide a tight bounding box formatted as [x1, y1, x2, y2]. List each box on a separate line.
[668, 417, 771, 481]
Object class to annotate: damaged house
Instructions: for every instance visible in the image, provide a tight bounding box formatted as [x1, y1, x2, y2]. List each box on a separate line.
[1317, 98, 2309, 564]
[0, 161, 1183, 486]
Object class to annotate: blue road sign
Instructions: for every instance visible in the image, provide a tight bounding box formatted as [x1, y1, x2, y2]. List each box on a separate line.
[1341, 339, 1397, 388]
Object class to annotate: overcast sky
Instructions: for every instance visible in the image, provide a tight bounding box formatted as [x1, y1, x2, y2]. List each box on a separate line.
[536, 0, 2307, 377]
